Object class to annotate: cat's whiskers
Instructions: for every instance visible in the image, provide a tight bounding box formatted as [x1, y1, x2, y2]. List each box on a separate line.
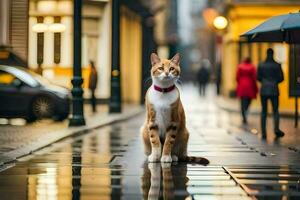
[152, 74, 178, 88]
[152, 78, 175, 88]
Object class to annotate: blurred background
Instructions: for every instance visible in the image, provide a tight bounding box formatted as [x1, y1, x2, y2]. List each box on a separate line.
[0, 0, 300, 121]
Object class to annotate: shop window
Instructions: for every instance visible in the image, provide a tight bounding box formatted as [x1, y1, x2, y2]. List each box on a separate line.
[289, 44, 300, 97]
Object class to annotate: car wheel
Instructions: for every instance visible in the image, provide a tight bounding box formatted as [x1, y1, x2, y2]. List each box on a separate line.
[31, 96, 54, 119]
[53, 114, 68, 121]
[25, 115, 37, 123]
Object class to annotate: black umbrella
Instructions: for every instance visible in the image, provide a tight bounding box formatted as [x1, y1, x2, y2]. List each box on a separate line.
[241, 11, 300, 127]
[241, 11, 300, 43]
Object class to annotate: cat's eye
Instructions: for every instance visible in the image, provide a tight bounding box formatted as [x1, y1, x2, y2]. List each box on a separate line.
[158, 67, 163, 70]
[170, 67, 175, 71]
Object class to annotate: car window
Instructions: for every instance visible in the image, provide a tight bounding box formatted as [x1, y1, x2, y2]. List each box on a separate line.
[27, 71, 50, 85]
[3, 67, 40, 87]
[0, 70, 17, 85]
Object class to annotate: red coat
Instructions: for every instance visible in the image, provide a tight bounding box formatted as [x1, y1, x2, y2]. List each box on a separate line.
[236, 62, 258, 98]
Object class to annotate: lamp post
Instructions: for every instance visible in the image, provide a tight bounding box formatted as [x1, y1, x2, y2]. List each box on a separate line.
[109, 0, 122, 113]
[212, 15, 228, 94]
[141, 16, 156, 104]
[69, 0, 85, 126]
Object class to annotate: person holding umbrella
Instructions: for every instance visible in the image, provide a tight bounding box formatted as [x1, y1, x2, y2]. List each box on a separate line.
[241, 11, 300, 133]
[257, 48, 285, 139]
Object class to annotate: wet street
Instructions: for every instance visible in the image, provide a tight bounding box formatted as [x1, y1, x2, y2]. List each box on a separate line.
[1, 85, 300, 200]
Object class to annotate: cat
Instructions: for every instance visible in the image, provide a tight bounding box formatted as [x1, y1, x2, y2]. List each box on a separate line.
[140, 53, 209, 164]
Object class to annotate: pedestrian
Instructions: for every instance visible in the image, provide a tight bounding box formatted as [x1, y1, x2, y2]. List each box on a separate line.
[215, 62, 222, 95]
[197, 59, 210, 96]
[236, 57, 258, 124]
[257, 48, 284, 139]
[88, 61, 98, 113]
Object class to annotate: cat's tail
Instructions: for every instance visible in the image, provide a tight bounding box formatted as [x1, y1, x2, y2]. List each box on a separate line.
[179, 156, 209, 165]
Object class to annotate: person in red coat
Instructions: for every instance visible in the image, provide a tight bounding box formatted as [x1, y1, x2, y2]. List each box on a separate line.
[236, 57, 258, 124]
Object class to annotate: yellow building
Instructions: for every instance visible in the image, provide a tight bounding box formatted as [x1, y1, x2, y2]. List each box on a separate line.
[120, 6, 142, 104]
[221, 2, 300, 111]
[27, 0, 153, 105]
[28, 0, 112, 100]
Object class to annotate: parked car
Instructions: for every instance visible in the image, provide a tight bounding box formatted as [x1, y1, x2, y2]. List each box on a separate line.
[0, 65, 70, 122]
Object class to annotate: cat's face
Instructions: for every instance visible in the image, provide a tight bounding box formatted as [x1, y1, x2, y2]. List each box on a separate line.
[150, 53, 181, 82]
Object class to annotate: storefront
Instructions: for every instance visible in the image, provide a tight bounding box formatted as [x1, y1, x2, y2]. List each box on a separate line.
[28, 0, 111, 100]
[28, 0, 150, 104]
[221, 4, 300, 111]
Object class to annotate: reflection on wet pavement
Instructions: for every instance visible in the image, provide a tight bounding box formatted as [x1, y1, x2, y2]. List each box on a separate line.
[0, 114, 249, 200]
[142, 163, 189, 199]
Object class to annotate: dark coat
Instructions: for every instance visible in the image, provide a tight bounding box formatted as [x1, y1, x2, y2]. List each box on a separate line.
[215, 63, 222, 85]
[257, 59, 284, 96]
[197, 67, 210, 84]
[88, 68, 98, 90]
[236, 62, 258, 98]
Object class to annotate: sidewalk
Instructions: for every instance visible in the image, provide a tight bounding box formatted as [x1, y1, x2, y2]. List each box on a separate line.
[217, 96, 295, 118]
[0, 104, 143, 166]
[216, 96, 300, 148]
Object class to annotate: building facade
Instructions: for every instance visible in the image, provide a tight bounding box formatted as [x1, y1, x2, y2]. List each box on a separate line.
[213, 0, 300, 111]
[0, 0, 170, 106]
[27, 0, 161, 104]
[28, 0, 112, 100]
[0, 0, 29, 66]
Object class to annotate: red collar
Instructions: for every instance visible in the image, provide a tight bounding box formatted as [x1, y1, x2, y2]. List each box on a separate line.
[154, 85, 176, 93]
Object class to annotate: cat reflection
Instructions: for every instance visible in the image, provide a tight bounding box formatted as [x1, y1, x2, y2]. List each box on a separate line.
[142, 162, 189, 200]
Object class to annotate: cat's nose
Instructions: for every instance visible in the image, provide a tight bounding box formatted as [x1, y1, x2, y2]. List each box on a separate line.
[165, 72, 169, 76]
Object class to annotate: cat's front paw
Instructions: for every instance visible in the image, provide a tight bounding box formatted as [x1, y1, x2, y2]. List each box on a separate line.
[171, 155, 178, 162]
[148, 153, 161, 162]
[161, 155, 172, 163]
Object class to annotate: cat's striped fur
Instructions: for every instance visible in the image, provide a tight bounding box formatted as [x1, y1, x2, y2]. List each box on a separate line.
[141, 53, 209, 165]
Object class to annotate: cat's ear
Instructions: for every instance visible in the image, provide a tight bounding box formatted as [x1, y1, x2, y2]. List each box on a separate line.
[171, 53, 180, 65]
[151, 53, 160, 66]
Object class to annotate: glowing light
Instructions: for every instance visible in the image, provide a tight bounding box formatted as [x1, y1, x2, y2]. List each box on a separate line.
[49, 23, 66, 33]
[213, 16, 228, 30]
[32, 23, 48, 33]
[112, 70, 119, 77]
[37, 1, 57, 13]
[250, 128, 258, 135]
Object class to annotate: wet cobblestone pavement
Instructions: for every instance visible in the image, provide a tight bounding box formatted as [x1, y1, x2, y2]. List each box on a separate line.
[0, 105, 109, 156]
[0, 85, 300, 200]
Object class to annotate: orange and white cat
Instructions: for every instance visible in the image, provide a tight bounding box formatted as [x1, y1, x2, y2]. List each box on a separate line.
[141, 53, 209, 164]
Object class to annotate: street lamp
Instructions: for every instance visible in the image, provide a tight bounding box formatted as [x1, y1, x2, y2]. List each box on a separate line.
[69, 0, 85, 126]
[109, 0, 122, 113]
[32, 23, 48, 33]
[49, 23, 66, 32]
[213, 16, 228, 30]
